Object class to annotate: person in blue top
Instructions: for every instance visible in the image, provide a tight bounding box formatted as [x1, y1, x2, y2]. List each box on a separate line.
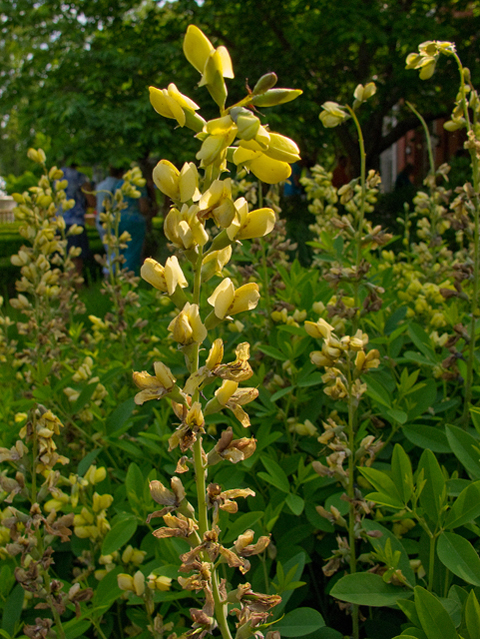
[59, 164, 95, 277]
[114, 177, 148, 276]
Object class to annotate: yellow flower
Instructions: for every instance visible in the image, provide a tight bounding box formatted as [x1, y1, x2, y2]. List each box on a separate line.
[227, 197, 276, 241]
[183, 25, 234, 107]
[168, 302, 207, 345]
[198, 178, 236, 227]
[164, 205, 209, 249]
[207, 278, 260, 319]
[149, 83, 205, 131]
[148, 574, 172, 591]
[152, 160, 200, 203]
[305, 318, 335, 340]
[233, 147, 291, 184]
[132, 361, 177, 405]
[141, 256, 188, 296]
[196, 117, 238, 168]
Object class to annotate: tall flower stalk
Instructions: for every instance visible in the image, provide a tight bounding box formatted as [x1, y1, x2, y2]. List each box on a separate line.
[131, 25, 302, 638]
[406, 41, 480, 427]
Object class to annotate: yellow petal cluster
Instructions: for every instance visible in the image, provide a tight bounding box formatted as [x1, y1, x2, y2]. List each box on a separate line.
[141, 256, 188, 296]
[207, 278, 260, 319]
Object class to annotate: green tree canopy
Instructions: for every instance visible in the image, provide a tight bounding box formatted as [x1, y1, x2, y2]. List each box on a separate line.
[1, 0, 479, 176]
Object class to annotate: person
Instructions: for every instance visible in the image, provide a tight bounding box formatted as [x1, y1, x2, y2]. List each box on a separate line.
[114, 176, 148, 276]
[395, 163, 415, 191]
[332, 155, 350, 188]
[58, 164, 95, 277]
[95, 166, 124, 276]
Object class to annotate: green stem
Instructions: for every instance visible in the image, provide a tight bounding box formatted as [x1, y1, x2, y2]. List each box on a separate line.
[43, 571, 66, 639]
[451, 53, 480, 427]
[428, 533, 436, 592]
[212, 566, 232, 640]
[346, 358, 359, 639]
[189, 245, 232, 639]
[346, 106, 367, 327]
[406, 102, 435, 176]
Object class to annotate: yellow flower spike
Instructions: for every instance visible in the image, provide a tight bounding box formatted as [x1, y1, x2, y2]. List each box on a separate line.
[152, 160, 180, 201]
[183, 25, 215, 74]
[168, 302, 207, 345]
[117, 573, 135, 592]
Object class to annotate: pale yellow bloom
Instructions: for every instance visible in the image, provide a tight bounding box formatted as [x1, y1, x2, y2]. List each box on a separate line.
[152, 160, 200, 203]
[133, 361, 177, 405]
[207, 278, 260, 319]
[149, 83, 200, 127]
[164, 205, 209, 249]
[227, 197, 276, 241]
[168, 303, 207, 345]
[141, 256, 188, 296]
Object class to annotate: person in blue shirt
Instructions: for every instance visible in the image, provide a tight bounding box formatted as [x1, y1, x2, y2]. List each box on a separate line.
[59, 164, 95, 277]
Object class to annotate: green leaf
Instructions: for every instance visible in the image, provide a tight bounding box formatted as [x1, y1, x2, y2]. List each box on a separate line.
[126, 462, 145, 511]
[358, 467, 402, 502]
[387, 408, 408, 424]
[465, 589, 480, 639]
[260, 457, 290, 493]
[101, 516, 138, 556]
[408, 324, 436, 361]
[417, 449, 445, 525]
[273, 607, 325, 638]
[363, 520, 416, 586]
[72, 382, 99, 413]
[270, 386, 296, 402]
[286, 493, 305, 515]
[92, 566, 123, 612]
[437, 532, 480, 586]
[414, 586, 458, 639]
[329, 572, 406, 606]
[61, 619, 91, 637]
[106, 396, 136, 435]
[223, 511, 263, 544]
[470, 406, 480, 437]
[1, 583, 24, 637]
[444, 480, 480, 529]
[446, 424, 480, 479]
[258, 344, 285, 360]
[397, 598, 422, 629]
[365, 491, 405, 509]
[77, 447, 102, 476]
[391, 444, 413, 504]
[403, 425, 451, 454]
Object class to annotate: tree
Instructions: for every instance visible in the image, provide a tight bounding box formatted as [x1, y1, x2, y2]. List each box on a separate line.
[1, 0, 479, 176]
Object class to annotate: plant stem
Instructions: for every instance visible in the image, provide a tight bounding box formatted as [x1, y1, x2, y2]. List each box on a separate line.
[451, 53, 480, 427]
[346, 358, 359, 639]
[190, 246, 233, 639]
[346, 106, 367, 327]
[428, 533, 436, 592]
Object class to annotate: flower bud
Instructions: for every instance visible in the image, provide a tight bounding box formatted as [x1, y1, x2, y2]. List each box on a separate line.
[251, 88, 302, 107]
[252, 72, 278, 95]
